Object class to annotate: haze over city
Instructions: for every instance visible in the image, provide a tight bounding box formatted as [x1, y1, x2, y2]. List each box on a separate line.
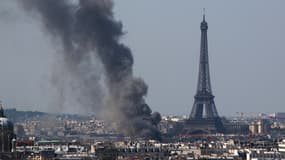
[0, 0, 284, 116]
[1, 1, 285, 160]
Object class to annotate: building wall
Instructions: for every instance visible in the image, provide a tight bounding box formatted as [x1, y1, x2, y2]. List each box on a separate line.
[249, 120, 270, 135]
[0, 127, 14, 152]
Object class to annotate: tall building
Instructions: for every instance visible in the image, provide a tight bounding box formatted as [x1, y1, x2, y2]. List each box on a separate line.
[184, 14, 224, 134]
[0, 102, 15, 152]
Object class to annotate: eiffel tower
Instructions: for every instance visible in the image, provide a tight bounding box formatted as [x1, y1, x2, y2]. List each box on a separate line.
[185, 14, 224, 134]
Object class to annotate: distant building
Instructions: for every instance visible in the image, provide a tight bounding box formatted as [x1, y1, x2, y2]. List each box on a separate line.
[249, 119, 270, 135]
[26, 150, 55, 160]
[224, 121, 249, 134]
[279, 140, 285, 154]
[0, 103, 15, 152]
[0, 102, 20, 159]
[270, 112, 285, 120]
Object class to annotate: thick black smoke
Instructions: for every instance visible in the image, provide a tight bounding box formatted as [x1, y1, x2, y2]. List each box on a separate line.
[18, 0, 161, 140]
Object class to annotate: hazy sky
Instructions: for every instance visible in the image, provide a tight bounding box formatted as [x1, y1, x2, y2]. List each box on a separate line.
[0, 0, 284, 116]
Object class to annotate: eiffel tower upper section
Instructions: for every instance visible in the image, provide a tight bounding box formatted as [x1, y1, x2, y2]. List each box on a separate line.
[197, 15, 212, 96]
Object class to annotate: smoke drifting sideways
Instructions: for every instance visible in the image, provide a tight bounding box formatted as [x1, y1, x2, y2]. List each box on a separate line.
[17, 0, 161, 140]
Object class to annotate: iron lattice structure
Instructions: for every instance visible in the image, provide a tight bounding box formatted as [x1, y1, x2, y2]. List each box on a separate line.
[189, 15, 219, 119]
[183, 15, 225, 134]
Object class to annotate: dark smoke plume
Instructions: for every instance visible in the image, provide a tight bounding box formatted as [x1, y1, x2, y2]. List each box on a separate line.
[18, 0, 161, 140]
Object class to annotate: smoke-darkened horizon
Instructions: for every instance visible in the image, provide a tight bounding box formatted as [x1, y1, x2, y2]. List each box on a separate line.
[17, 0, 161, 140]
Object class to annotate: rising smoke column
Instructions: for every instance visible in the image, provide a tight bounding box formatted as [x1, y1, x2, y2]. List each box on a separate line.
[18, 0, 161, 140]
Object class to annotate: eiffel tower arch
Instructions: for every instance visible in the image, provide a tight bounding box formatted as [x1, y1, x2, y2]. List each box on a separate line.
[184, 14, 224, 134]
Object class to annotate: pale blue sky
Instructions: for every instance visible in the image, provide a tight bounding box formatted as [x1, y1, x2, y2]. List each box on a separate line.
[0, 1, 284, 116]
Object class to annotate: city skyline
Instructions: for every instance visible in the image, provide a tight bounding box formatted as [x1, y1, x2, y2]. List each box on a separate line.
[0, 1, 284, 116]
